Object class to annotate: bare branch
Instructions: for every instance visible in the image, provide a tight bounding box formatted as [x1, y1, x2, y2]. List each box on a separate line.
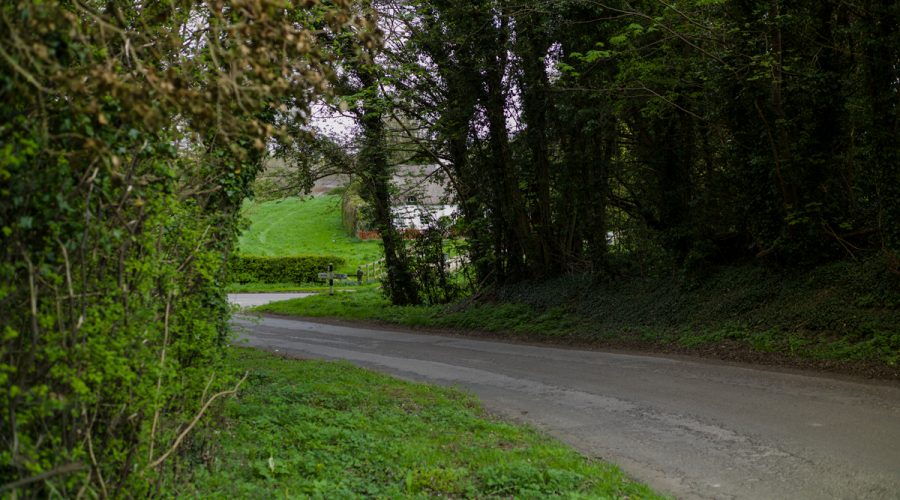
[0, 463, 87, 494]
[147, 371, 249, 470]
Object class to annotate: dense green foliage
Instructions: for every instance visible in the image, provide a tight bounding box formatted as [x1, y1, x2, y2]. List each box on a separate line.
[325, 0, 900, 304]
[165, 348, 660, 498]
[231, 255, 346, 284]
[237, 195, 382, 272]
[341, 187, 368, 237]
[0, 0, 367, 495]
[257, 255, 900, 371]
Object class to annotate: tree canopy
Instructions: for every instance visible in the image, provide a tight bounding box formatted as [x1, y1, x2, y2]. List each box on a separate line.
[343, 0, 900, 298]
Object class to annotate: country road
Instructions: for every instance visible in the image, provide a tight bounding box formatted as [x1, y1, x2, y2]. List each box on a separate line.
[233, 314, 900, 500]
[229, 293, 316, 308]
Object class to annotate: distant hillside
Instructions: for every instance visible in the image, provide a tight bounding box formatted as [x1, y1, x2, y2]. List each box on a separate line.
[238, 195, 382, 272]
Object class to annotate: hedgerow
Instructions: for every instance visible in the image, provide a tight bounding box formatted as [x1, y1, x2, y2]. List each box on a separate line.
[0, 0, 373, 496]
[231, 255, 346, 284]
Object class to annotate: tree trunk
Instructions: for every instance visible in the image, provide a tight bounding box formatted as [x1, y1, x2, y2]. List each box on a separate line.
[480, 15, 538, 282]
[514, 9, 556, 276]
[357, 70, 420, 305]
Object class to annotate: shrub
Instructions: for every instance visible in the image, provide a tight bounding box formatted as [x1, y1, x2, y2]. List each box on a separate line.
[231, 255, 346, 284]
[341, 186, 368, 237]
[0, 0, 357, 495]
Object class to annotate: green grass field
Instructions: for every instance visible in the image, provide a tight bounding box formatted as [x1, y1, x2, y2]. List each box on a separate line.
[238, 195, 382, 273]
[165, 348, 660, 498]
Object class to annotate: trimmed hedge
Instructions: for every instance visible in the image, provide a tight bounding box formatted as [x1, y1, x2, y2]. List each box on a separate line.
[231, 255, 346, 284]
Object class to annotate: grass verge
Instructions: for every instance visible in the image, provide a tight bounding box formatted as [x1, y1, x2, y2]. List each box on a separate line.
[164, 348, 660, 498]
[255, 257, 900, 378]
[254, 289, 580, 339]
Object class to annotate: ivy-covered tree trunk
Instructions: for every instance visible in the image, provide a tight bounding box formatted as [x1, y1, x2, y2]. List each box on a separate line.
[356, 70, 421, 306]
[413, 0, 496, 285]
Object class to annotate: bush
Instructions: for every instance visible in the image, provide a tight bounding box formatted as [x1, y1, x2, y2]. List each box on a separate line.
[341, 185, 368, 237]
[231, 255, 346, 284]
[0, 1, 355, 495]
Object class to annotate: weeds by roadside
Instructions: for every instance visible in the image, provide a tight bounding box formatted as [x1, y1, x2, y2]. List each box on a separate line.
[163, 348, 660, 498]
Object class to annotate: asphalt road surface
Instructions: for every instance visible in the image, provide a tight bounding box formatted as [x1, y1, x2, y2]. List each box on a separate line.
[228, 293, 315, 308]
[234, 314, 900, 499]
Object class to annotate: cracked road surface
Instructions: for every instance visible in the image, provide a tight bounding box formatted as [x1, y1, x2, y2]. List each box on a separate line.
[234, 315, 900, 499]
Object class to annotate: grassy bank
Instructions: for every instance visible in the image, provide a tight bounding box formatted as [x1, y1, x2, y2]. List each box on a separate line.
[238, 195, 382, 273]
[164, 348, 659, 498]
[256, 257, 900, 376]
